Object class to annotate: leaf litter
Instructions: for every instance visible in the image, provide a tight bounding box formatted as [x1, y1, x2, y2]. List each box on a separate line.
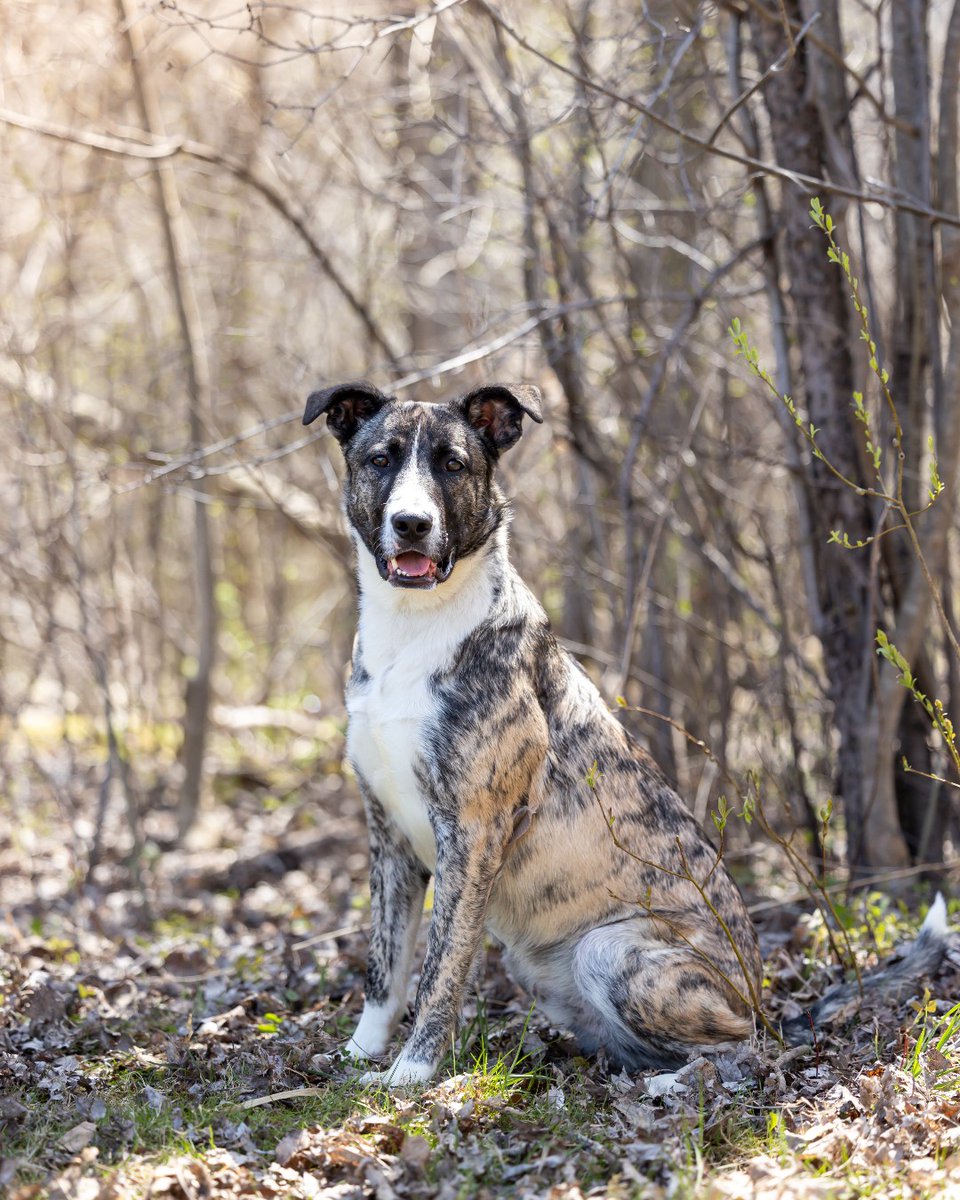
[2, 765, 959, 1199]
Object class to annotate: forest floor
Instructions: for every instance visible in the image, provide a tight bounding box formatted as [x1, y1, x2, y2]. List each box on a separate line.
[3, 740, 960, 1200]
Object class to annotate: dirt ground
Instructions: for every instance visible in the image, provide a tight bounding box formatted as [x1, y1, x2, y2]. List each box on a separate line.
[2, 747, 960, 1199]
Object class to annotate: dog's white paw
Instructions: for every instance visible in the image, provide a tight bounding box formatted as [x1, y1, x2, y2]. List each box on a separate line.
[358, 1054, 434, 1089]
[342, 1036, 375, 1063]
[343, 1003, 394, 1062]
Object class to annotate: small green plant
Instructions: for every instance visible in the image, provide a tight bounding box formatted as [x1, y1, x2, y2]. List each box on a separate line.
[730, 203, 943, 549]
[677, 1079, 707, 1193]
[876, 630, 960, 787]
[452, 998, 545, 1101]
[256, 1011, 285, 1035]
[905, 993, 960, 1091]
[732, 197, 960, 795]
[585, 759, 603, 790]
[766, 1109, 789, 1160]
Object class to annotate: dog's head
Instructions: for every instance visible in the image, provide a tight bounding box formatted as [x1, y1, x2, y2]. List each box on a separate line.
[303, 382, 542, 591]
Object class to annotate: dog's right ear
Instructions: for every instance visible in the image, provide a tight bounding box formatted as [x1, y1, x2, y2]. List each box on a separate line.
[303, 381, 392, 443]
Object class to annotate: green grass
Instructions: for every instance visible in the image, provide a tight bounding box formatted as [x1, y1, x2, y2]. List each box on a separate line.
[6, 1015, 957, 1198]
[3, 775, 955, 1200]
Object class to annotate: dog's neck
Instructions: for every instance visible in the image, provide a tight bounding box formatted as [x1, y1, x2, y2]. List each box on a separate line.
[352, 525, 509, 672]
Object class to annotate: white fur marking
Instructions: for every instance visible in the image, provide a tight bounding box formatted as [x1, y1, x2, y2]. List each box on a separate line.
[382, 425, 440, 554]
[345, 1002, 394, 1060]
[921, 892, 948, 938]
[359, 1051, 435, 1088]
[347, 535, 498, 873]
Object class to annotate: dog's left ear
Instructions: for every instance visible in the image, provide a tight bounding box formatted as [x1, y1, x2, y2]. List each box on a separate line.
[303, 381, 392, 443]
[457, 384, 543, 455]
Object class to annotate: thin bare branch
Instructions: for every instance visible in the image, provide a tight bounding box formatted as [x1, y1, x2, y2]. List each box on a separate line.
[474, 0, 960, 229]
[0, 103, 403, 362]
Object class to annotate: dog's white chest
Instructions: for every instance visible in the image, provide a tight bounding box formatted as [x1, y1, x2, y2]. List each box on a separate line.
[345, 543, 496, 874]
[347, 654, 439, 871]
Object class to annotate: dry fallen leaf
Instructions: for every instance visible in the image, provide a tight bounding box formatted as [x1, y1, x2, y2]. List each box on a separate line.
[58, 1123, 97, 1154]
[274, 1128, 312, 1168]
[398, 1134, 431, 1169]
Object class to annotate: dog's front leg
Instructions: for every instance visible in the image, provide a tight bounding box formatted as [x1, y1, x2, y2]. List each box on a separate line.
[362, 819, 505, 1087]
[345, 788, 430, 1064]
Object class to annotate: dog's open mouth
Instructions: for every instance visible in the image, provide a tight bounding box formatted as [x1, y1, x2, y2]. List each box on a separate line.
[381, 551, 455, 589]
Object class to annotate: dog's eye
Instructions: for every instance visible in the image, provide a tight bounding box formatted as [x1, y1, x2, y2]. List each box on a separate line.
[445, 457, 465, 473]
[369, 453, 389, 468]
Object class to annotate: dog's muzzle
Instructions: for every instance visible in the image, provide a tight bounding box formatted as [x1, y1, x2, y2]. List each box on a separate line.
[379, 510, 454, 589]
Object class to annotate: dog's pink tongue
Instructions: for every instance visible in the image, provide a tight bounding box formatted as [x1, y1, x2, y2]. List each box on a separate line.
[396, 551, 433, 577]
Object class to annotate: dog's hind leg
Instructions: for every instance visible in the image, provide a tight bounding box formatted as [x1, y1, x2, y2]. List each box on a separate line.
[569, 919, 756, 1071]
[345, 786, 430, 1063]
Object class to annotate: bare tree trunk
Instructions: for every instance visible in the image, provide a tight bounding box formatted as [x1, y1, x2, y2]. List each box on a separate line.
[118, 0, 217, 842]
[888, 0, 937, 859]
[724, 8, 821, 641]
[935, 0, 960, 823]
[748, 1, 911, 869]
[858, 0, 960, 870]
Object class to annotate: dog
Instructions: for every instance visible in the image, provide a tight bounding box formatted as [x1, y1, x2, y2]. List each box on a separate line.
[304, 380, 948, 1086]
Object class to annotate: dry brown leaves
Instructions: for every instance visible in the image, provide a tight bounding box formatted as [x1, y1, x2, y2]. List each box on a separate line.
[3, 774, 959, 1199]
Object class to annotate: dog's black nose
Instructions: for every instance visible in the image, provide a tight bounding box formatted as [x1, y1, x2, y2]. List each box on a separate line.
[392, 512, 433, 540]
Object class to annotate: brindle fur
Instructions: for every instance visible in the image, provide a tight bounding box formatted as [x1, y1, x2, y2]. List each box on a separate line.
[307, 381, 762, 1085]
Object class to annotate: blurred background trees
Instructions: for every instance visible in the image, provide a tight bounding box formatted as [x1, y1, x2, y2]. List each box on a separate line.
[2, 0, 958, 890]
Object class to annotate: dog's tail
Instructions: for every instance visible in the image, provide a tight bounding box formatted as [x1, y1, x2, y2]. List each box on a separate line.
[781, 893, 949, 1045]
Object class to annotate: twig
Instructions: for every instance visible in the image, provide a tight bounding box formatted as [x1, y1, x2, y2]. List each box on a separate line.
[240, 1087, 329, 1109]
[118, 0, 217, 843]
[747, 860, 959, 915]
[707, 12, 820, 145]
[0, 103, 402, 363]
[292, 921, 369, 951]
[472, 1, 960, 229]
[109, 295, 633, 496]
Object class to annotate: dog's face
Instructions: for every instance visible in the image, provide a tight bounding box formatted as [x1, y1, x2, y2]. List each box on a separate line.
[304, 383, 542, 590]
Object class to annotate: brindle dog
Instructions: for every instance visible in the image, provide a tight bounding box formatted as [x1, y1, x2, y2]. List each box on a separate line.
[304, 381, 946, 1086]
